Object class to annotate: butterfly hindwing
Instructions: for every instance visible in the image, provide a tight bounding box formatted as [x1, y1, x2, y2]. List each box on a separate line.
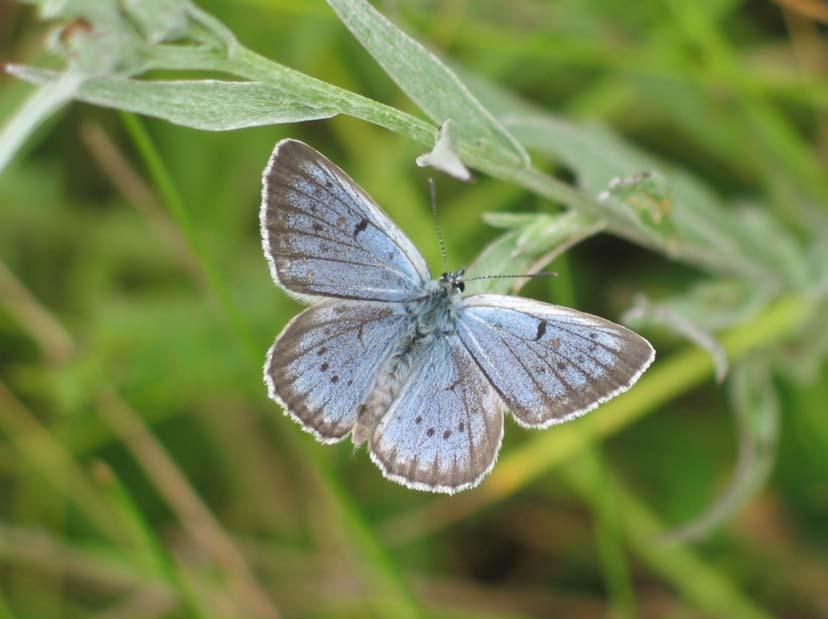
[369, 335, 504, 494]
[456, 294, 655, 428]
[266, 299, 412, 443]
[261, 139, 430, 302]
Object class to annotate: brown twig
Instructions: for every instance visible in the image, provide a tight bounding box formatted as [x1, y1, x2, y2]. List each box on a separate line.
[0, 260, 74, 363]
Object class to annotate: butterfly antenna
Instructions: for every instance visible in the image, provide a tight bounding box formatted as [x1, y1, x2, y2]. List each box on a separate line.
[429, 177, 449, 272]
[464, 271, 558, 282]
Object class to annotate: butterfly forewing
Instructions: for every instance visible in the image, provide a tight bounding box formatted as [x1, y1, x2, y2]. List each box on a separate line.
[266, 299, 411, 443]
[457, 294, 655, 428]
[261, 139, 430, 302]
[369, 335, 504, 494]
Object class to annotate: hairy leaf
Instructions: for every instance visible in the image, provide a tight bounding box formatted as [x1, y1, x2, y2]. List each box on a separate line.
[7, 67, 336, 131]
[326, 0, 529, 169]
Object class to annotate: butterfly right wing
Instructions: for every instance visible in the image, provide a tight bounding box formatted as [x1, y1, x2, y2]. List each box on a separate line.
[456, 294, 654, 428]
[265, 299, 412, 443]
[261, 139, 430, 302]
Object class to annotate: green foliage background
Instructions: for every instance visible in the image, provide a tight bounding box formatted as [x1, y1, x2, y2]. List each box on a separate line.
[1, 1, 827, 617]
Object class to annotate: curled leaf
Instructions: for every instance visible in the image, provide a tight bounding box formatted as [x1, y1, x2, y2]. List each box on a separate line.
[664, 359, 780, 542]
[624, 294, 729, 382]
[623, 278, 776, 381]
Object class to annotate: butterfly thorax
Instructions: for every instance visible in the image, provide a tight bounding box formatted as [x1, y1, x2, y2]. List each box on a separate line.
[351, 271, 464, 446]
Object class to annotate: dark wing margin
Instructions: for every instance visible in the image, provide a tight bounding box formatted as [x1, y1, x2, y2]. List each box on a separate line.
[457, 294, 654, 428]
[260, 139, 430, 302]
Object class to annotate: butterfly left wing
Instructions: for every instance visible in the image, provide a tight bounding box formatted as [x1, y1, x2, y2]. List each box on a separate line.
[261, 139, 430, 302]
[266, 299, 412, 443]
[369, 336, 504, 494]
[456, 294, 654, 428]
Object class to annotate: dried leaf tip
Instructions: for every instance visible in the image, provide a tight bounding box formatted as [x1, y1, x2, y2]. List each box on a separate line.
[416, 119, 472, 182]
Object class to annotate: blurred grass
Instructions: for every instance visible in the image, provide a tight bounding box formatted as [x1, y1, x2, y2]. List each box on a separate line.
[1, 1, 828, 618]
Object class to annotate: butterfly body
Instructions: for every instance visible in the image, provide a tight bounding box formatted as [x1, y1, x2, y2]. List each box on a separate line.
[261, 139, 654, 494]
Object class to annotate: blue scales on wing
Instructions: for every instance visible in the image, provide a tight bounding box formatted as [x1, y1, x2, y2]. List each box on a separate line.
[260, 139, 430, 302]
[456, 295, 655, 428]
[369, 335, 504, 494]
[265, 299, 412, 443]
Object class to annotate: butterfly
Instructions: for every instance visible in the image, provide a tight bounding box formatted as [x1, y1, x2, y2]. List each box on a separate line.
[260, 139, 655, 494]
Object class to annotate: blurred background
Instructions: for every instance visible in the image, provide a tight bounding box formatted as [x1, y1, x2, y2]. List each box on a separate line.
[1, 0, 827, 617]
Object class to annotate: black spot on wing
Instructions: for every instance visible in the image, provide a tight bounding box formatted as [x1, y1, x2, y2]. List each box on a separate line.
[534, 320, 547, 341]
[353, 217, 369, 239]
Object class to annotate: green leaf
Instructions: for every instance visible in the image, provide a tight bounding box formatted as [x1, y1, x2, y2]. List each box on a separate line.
[731, 203, 811, 289]
[0, 70, 82, 174]
[664, 359, 780, 542]
[122, 0, 192, 44]
[466, 210, 604, 294]
[625, 294, 729, 382]
[506, 117, 767, 274]
[623, 278, 776, 332]
[8, 66, 337, 131]
[623, 278, 777, 381]
[599, 170, 678, 256]
[776, 299, 828, 384]
[460, 70, 809, 283]
[325, 0, 530, 169]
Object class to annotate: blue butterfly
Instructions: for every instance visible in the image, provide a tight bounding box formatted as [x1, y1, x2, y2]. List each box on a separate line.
[260, 139, 654, 494]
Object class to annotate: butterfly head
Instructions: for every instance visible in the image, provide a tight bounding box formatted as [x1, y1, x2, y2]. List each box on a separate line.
[439, 268, 465, 294]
